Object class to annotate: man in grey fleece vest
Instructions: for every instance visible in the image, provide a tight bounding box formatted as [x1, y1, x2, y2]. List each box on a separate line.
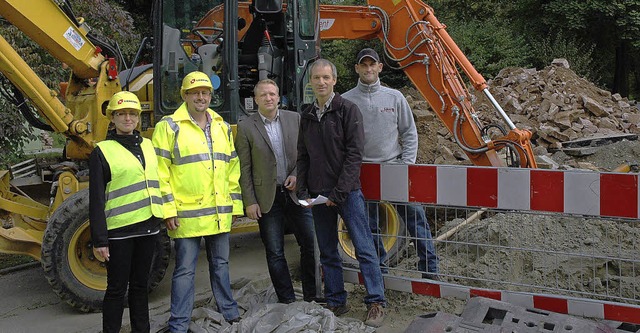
[342, 48, 439, 279]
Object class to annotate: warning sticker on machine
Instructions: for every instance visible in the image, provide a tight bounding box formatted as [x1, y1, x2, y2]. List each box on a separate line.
[64, 27, 85, 51]
[319, 19, 335, 31]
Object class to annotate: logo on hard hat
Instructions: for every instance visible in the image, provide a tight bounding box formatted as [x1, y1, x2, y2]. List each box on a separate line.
[190, 78, 209, 84]
[117, 99, 138, 105]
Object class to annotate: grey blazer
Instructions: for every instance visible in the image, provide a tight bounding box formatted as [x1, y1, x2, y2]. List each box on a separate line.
[235, 110, 301, 214]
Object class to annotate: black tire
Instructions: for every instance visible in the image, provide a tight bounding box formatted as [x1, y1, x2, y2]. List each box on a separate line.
[338, 202, 408, 268]
[41, 188, 171, 312]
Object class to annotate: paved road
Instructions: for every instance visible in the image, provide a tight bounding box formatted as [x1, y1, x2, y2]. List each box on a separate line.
[0, 232, 275, 333]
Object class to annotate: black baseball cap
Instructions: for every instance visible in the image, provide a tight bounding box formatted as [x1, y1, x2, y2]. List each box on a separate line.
[357, 48, 380, 63]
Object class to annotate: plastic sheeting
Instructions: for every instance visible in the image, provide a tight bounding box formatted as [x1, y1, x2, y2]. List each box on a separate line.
[171, 277, 375, 333]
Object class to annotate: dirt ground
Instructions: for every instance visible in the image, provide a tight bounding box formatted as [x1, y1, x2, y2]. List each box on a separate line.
[0, 253, 35, 270]
[0, 233, 455, 333]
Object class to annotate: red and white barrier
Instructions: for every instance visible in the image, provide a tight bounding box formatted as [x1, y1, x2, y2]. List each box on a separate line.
[344, 270, 640, 325]
[361, 164, 640, 219]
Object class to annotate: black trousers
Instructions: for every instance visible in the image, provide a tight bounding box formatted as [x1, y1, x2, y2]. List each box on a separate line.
[103, 234, 157, 333]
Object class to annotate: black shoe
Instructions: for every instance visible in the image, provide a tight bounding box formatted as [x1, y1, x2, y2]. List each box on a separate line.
[422, 273, 442, 281]
[324, 302, 350, 316]
[280, 298, 296, 304]
[227, 317, 241, 324]
[304, 296, 327, 304]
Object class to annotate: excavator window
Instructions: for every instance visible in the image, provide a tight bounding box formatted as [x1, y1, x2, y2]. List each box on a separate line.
[156, 0, 226, 119]
[297, 0, 317, 38]
[254, 0, 283, 14]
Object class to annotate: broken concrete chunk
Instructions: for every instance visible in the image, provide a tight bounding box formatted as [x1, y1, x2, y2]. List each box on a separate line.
[551, 58, 570, 68]
[622, 113, 640, 125]
[597, 117, 619, 130]
[582, 95, 609, 117]
[612, 93, 623, 102]
[562, 146, 599, 157]
[536, 155, 560, 169]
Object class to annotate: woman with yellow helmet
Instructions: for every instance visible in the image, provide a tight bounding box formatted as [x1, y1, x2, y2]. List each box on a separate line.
[89, 91, 164, 333]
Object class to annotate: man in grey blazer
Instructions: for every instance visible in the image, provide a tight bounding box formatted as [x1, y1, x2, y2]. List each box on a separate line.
[235, 79, 317, 303]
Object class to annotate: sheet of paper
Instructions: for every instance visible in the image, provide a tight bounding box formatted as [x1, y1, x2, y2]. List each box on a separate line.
[298, 195, 328, 206]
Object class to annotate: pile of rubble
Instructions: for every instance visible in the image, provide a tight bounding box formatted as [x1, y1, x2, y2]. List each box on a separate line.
[408, 59, 640, 170]
[477, 58, 640, 149]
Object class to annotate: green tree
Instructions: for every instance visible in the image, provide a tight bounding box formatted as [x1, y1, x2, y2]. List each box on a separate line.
[70, 0, 141, 64]
[0, 0, 140, 162]
[540, 0, 640, 96]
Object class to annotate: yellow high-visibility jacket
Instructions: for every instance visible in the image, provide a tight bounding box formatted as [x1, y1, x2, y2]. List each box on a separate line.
[152, 104, 243, 238]
[97, 139, 163, 229]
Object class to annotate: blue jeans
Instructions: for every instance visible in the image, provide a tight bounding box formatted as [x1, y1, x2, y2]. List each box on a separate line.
[368, 203, 438, 275]
[168, 234, 239, 333]
[311, 189, 385, 307]
[258, 188, 316, 302]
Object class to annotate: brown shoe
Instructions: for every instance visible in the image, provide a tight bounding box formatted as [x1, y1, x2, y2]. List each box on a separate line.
[364, 302, 385, 327]
[324, 302, 350, 316]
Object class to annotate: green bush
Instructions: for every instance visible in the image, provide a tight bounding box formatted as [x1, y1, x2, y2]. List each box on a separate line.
[444, 18, 533, 79]
[529, 31, 605, 86]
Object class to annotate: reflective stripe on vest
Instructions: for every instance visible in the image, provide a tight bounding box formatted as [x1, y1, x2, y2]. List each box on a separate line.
[97, 139, 163, 229]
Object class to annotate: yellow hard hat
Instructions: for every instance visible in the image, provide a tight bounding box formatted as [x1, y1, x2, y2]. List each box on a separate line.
[181, 71, 213, 98]
[106, 91, 142, 119]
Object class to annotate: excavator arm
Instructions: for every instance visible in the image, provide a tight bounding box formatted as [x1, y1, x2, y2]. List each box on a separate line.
[319, 0, 537, 167]
[0, 0, 120, 160]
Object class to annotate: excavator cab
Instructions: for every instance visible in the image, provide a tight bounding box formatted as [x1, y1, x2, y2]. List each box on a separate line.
[153, 0, 320, 124]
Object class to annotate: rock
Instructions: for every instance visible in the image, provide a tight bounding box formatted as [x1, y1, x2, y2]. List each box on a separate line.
[553, 112, 572, 130]
[562, 146, 599, 157]
[440, 146, 455, 160]
[412, 108, 433, 121]
[562, 128, 579, 141]
[612, 93, 623, 102]
[548, 141, 562, 150]
[622, 113, 640, 125]
[433, 156, 447, 164]
[540, 124, 570, 141]
[618, 100, 631, 109]
[551, 58, 570, 69]
[577, 161, 600, 171]
[405, 95, 414, 104]
[597, 118, 619, 130]
[536, 155, 559, 169]
[437, 127, 450, 136]
[532, 145, 548, 156]
[582, 95, 609, 117]
[453, 150, 468, 161]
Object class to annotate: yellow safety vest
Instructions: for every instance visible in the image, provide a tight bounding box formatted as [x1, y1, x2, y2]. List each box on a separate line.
[97, 138, 163, 229]
[152, 104, 243, 238]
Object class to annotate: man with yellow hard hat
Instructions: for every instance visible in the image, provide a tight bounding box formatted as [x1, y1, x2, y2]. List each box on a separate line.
[89, 91, 163, 333]
[152, 71, 243, 331]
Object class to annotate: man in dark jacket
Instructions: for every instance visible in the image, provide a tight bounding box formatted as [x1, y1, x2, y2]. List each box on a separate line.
[297, 59, 386, 328]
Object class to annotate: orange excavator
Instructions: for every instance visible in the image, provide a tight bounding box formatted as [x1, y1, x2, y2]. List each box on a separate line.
[0, 0, 535, 312]
[188, 0, 536, 168]
[318, 2, 536, 168]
